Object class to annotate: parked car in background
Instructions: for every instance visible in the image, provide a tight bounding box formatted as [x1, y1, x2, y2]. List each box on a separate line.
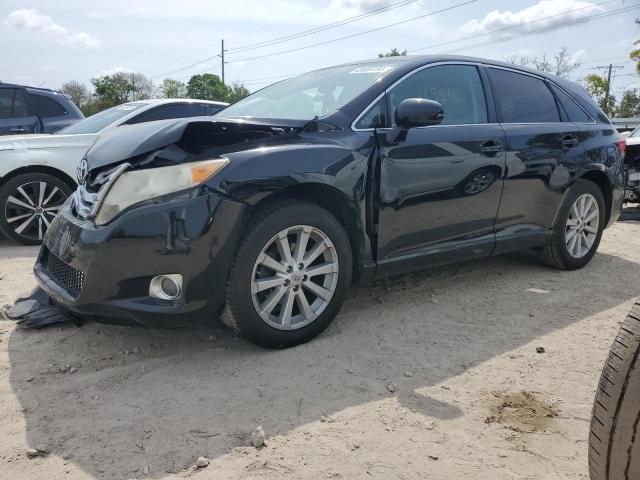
[0, 98, 228, 244]
[35, 55, 624, 348]
[0, 83, 84, 135]
[624, 126, 640, 203]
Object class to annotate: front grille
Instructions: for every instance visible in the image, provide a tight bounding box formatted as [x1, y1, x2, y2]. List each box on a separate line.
[45, 249, 85, 298]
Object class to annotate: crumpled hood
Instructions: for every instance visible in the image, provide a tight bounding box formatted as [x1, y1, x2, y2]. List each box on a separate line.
[0, 133, 98, 152]
[85, 116, 310, 171]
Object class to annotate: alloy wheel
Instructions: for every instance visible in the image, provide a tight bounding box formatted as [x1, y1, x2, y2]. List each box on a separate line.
[4, 181, 67, 242]
[251, 225, 339, 331]
[565, 193, 599, 259]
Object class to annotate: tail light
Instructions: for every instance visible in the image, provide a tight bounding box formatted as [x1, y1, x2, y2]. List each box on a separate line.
[617, 138, 627, 159]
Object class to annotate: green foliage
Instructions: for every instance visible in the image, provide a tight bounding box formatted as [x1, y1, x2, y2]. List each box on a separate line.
[584, 74, 616, 115]
[616, 88, 640, 118]
[186, 74, 229, 101]
[162, 78, 187, 98]
[631, 39, 640, 75]
[90, 72, 153, 110]
[226, 82, 250, 103]
[378, 48, 407, 58]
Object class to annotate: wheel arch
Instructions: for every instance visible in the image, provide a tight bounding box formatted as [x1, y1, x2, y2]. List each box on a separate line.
[0, 165, 77, 191]
[576, 168, 613, 225]
[248, 183, 366, 282]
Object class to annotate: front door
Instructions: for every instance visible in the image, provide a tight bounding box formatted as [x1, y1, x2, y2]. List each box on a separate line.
[375, 63, 506, 276]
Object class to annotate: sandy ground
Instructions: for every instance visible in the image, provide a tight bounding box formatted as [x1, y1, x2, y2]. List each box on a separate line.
[1, 215, 639, 480]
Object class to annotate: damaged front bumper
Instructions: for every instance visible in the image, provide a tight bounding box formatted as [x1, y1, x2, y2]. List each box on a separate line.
[33, 189, 246, 327]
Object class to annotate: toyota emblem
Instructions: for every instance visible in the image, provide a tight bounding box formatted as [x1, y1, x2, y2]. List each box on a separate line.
[76, 158, 88, 184]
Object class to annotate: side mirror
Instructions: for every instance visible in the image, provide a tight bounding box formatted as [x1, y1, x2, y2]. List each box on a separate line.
[395, 98, 444, 129]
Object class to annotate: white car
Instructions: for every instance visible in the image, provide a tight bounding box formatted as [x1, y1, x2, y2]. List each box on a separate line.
[0, 98, 227, 244]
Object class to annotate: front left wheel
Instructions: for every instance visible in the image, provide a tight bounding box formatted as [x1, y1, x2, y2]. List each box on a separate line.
[0, 173, 73, 245]
[222, 201, 352, 348]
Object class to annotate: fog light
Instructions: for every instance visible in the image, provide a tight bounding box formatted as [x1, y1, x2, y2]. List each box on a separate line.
[149, 274, 182, 300]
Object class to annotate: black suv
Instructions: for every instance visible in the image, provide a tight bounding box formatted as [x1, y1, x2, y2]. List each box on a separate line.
[0, 83, 84, 135]
[35, 55, 624, 348]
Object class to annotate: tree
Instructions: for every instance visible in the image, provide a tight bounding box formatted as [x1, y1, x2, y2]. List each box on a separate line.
[162, 78, 187, 98]
[506, 47, 580, 78]
[90, 72, 154, 110]
[616, 88, 640, 118]
[186, 74, 229, 101]
[59, 81, 89, 109]
[585, 74, 616, 115]
[226, 82, 250, 103]
[631, 38, 640, 75]
[378, 48, 407, 58]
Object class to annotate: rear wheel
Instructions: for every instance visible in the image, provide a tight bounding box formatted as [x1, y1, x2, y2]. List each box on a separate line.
[222, 201, 352, 348]
[589, 302, 640, 480]
[0, 173, 73, 245]
[540, 179, 605, 270]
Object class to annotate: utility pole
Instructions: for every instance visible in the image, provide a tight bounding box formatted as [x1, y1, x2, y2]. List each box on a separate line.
[593, 64, 625, 113]
[221, 39, 225, 85]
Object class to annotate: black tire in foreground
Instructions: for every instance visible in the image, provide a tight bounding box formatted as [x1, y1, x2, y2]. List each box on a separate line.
[222, 200, 352, 348]
[540, 179, 605, 270]
[589, 302, 640, 480]
[0, 173, 73, 245]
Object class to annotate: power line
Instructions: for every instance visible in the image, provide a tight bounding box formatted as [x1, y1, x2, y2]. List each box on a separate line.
[410, 0, 618, 53]
[227, 2, 333, 41]
[155, 0, 418, 80]
[227, 0, 418, 53]
[227, 0, 481, 63]
[436, 5, 640, 55]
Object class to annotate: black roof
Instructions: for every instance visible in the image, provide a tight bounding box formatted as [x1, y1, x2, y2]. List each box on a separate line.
[0, 82, 60, 94]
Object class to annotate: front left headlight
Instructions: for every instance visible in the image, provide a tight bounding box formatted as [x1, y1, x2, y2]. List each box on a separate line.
[95, 157, 228, 225]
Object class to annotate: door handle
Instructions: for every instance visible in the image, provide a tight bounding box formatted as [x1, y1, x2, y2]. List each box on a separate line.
[9, 127, 25, 133]
[480, 140, 503, 156]
[562, 135, 578, 148]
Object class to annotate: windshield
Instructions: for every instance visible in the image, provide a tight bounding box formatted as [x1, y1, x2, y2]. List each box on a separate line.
[630, 127, 640, 138]
[221, 62, 397, 120]
[58, 102, 147, 134]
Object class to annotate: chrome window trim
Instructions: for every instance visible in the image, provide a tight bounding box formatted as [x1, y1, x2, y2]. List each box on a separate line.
[351, 61, 597, 132]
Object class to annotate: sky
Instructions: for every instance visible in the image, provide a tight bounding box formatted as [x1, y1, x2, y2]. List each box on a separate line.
[1, 0, 639, 97]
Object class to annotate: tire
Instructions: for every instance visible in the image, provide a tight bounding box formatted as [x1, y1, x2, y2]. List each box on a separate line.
[589, 302, 640, 480]
[540, 179, 605, 270]
[0, 173, 73, 245]
[222, 200, 352, 348]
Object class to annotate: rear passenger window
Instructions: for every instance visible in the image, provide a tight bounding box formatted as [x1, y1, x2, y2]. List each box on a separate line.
[489, 68, 560, 123]
[31, 93, 67, 117]
[204, 104, 224, 116]
[388, 64, 488, 126]
[0, 89, 31, 118]
[126, 103, 205, 124]
[549, 84, 592, 123]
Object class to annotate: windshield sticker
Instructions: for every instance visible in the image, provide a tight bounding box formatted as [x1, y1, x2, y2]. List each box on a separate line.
[349, 66, 394, 74]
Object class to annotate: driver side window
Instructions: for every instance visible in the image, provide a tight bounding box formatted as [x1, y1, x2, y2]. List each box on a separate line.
[388, 64, 488, 126]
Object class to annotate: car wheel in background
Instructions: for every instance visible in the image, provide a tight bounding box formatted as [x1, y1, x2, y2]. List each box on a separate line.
[540, 179, 605, 270]
[222, 200, 352, 348]
[0, 173, 73, 245]
[588, 301, 640, 480]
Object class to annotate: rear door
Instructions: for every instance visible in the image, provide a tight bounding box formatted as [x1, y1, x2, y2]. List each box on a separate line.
[374, 63, 506, 275]
[486, 67, 585, 253]
[0, 87, 39, 135]
[29, 91, 70, 133]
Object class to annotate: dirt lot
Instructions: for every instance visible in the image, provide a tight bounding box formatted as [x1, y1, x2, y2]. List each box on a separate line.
[1, 216, 639, 480]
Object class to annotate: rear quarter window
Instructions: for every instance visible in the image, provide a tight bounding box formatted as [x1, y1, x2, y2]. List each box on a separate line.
[489, 68, 560, 123]
[549, 84, 592, 123]
[31, 93, 67, 118]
